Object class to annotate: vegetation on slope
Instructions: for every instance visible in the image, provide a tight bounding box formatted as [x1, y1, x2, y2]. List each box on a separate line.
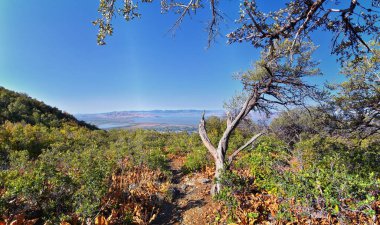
[0, 85, 379, 224]
[0, 87, 97, 129]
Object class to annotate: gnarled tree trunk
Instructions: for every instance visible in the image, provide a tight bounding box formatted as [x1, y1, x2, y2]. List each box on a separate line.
[198, 40, 321, 195]
[199, 90, 264, 195]
[211, 154, 225, 195]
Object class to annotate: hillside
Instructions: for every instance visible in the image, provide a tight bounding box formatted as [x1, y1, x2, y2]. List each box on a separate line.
[0, 87, 379, 224]
[0, 87, 97, 129]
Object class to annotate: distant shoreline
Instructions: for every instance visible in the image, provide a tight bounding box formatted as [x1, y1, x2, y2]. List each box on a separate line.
[75, 110, 225, 131]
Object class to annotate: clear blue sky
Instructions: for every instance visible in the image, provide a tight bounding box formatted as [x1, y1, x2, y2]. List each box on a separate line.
[0, 0, 342, 114]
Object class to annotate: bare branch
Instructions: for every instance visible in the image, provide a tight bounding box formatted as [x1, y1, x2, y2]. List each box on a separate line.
[342, 15, 372, 52]
[168, 0, 196, 34]
[227, 132, 264, 166]
[226, 111, 233, 127]
[198, 111, 217, 160]
[245, 4, 267, 37]
[292, 0, 326, 48]
[207, 0, 222, 47]
[270, 1, 326, 40]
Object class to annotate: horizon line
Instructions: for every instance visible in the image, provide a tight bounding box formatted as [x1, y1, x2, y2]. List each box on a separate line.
[74, 109, 226, 115]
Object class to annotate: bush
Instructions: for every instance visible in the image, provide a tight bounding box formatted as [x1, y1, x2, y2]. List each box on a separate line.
[285, 136, 380, 218]
[0, 123, 172, 223]
[236, 135, 289, 194]
[232, 134, 380, 222]
[183, 147, 210, 173]
[146, 148, 169, 171]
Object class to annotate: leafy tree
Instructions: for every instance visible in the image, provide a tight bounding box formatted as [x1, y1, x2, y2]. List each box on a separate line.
[93, 1, 379, 196]
[270, 107, 328, 146]
[199, 40, 322, 194]
[328, 46, 379, 139]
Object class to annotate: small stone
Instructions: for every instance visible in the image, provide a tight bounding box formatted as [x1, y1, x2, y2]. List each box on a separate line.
[186, 181, 195, 186]
[181, 184, 188, 191]
[186, 187, 194, 194]
[129, 183, 137, 190]
[198, 178, 211, 184]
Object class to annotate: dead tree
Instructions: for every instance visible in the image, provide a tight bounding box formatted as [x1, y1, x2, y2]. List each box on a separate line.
[199, 40, 322, 194]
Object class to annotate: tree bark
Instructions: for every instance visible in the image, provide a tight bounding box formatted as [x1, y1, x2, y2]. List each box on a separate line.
[211, 153, 225, 195]
[199, 88, 265, 195]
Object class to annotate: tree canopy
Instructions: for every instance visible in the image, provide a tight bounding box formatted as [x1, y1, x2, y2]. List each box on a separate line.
[328, 46, 380, 138]
[95, 0, 379, 62]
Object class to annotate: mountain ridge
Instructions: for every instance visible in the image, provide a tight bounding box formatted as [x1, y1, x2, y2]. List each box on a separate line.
[75, 110, 225, 131]
[0, 86, 97, 129]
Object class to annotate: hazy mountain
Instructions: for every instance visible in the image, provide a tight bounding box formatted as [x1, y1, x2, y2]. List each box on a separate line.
[75, 110, 275, 132]
[76, 110, 225, 131]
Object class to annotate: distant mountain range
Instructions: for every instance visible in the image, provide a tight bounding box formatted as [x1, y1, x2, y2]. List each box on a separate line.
[75, 110, 225, 131]
[0, 86, 275, 132]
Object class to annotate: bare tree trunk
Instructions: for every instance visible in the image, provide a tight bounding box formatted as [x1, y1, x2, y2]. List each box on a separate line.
[199, 107, 263, 195]
[198, 41, 319, 196]
[211, 153, 225, 195]
[198, 85, 265, 195]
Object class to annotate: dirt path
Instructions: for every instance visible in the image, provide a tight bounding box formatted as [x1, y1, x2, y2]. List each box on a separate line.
[152, 156, 218, 225]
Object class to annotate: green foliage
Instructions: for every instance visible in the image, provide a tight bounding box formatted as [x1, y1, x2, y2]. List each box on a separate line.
[270, 108, 328, 146]
[145, 148, 169, 171]
[328, 47, 380, 138]
[297, 135, 380, 175]
[205, 116, 225, 147]
[205, 116, 256, 153]
[0, 86, 97, 129]
[0, 123, 171, 222]
[1, 137, 120, 222]
[1, 85, 379, 223]
[107, 129, 170, 173]
[214, 170, 246, 210]
[2, 148, 77, 221]
[237, 136, 289, 194]
[0, 122, 106, 167]
[183, 146, 210, 173]
[235, 134, 380, 221]
[165, 131, 202, 155]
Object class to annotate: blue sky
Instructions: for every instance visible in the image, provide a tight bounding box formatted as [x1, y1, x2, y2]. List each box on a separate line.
[0, 0, 342, 114]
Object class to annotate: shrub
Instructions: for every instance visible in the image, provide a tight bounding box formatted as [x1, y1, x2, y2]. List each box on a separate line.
[183, 147, 210, 173]
[236, 135, 289, 194]
[146, 148, 169, 172]
[233, 134, 380, 222]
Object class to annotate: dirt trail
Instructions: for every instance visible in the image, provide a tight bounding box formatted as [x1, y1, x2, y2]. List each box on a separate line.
[152, 156, 217, 225]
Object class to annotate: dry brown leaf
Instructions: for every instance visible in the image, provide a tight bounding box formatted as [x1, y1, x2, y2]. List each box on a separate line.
[95, 216, 107, 225]
[148, 213, 157, 224]
[106, 209, 117, 222]
[60, 222, 70, 225]
[25, 219, 39, 225]
[9, 214, 24, 225]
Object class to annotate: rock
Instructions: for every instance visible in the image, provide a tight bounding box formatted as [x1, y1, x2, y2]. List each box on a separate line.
[186, 187, 195, 194]
[181, 184, 188, 191]
[128, 183, 137, 190]
[166, 187, 178, 200]
[198, 178, 210, 184]
[185, 181, 195, 186]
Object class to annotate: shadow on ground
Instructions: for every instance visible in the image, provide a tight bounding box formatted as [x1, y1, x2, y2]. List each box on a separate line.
[151, 159, 207, 225]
